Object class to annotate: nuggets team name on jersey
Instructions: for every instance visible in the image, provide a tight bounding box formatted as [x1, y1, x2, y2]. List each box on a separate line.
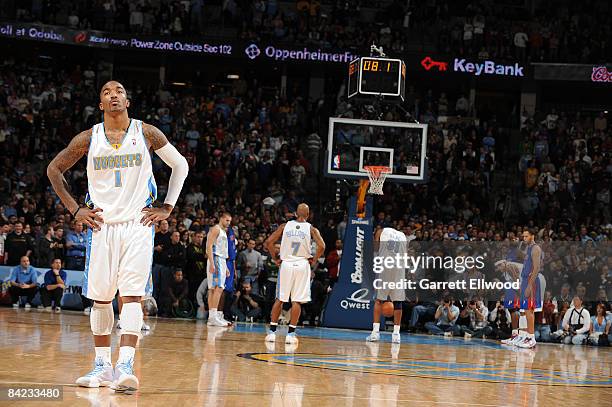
[92, 153, 143, 170]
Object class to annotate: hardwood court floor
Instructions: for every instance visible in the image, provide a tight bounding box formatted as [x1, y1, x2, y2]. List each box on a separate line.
[0, 308, 611, 407]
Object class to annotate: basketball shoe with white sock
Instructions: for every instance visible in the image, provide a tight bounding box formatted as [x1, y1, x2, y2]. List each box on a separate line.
[207, 312, 230, 327]
[366, 331, 380, 342]
[216, 311, 232, 326]
[501, 331, 521, 345]
[76, 357, 114, 388]
[392, 333, 401, 344]
[265, 329, 276, 342]
[515, 335, 537, 349]
[285, 332, 299, 345]
[112, 359, 139, 393]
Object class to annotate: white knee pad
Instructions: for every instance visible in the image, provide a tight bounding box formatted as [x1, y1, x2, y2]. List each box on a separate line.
[91, 302, 114, 336]
[119, 301, 143, 336]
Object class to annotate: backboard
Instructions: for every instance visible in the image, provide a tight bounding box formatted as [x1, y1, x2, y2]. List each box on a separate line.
[325, 118, 428, 183]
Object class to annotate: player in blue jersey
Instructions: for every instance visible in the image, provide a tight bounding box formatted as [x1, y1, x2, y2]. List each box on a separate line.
[217, 223, 237, 324]
[515, 229, 543, 349]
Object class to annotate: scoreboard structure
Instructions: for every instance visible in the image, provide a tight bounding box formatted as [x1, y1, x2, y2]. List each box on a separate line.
[348, 57, 406, 101]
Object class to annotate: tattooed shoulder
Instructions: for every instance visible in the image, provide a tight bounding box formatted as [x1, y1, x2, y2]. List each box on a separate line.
[48, 128, 92, 173]
[142, 123, 169, 150]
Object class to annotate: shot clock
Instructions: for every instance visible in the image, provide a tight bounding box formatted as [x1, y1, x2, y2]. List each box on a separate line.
[348, 57, 406, 101]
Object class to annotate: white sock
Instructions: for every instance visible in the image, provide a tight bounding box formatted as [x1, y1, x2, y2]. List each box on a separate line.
[393, 325, 400, 334]
[210, 308, 217, 316]
[511, 329, 518, 336]
[95, 347, 111, 364]
[117, 346, 136, 365]
[372, 323, 380, 333]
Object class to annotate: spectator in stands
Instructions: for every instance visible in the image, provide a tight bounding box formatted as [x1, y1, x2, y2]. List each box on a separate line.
[153, 219, 172, 300]
[231, 280, 262, 322]
[65, 221, 86, 270]
[554, 283, 572, 306]
[325, 239, 342, 286]
[535, 291, 557, 342]
[262, 242, 280, 301]
[51, 227, 66, 264]
[513, 28, 528, 60]
[34, 226, 55, 268]
[41, 258, 66, 313]
[185, 230, 206, 304]
[425, 296, 459, 336]
[588, 303, 610, 346]
[159, 269, 189, 318]
[237, 239, 263, 294]
[4, 222, 33, 266]
[0, 222, 9, 264]
[196, 277, 208, 320]
[158, 231, 187, 297]
[9, 256, 38, 308]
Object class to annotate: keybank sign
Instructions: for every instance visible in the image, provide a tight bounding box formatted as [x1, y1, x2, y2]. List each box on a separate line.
[454, 58, 525, 77]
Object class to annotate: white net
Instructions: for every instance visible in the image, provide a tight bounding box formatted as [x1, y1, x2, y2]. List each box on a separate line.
[365, 166, 391, 195]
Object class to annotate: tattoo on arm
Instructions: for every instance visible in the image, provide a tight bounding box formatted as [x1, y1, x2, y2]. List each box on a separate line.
[46, 129, 91, 214]
[142, 123, 169, 150]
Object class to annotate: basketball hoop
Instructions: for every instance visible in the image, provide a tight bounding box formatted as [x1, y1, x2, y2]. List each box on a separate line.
[364, 166, 391, 195]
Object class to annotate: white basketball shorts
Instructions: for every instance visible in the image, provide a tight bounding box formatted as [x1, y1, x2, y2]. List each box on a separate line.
[84, 219, 154, 301]
[207, 255, 228, 289]
[276, 259, 311, 303]
[375, 267, 406, 302]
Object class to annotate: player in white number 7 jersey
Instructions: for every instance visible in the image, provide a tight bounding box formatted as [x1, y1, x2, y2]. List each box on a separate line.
[264, 204, 325, 345]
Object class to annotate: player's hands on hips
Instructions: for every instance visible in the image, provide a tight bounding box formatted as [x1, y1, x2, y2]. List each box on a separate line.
[309, 257, 317, 266]
[76, 207, 104, 231]
[273, 258, 281, 266]
[141, 204, 172, 226]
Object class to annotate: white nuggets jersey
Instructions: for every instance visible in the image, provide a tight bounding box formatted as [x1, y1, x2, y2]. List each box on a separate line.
[378, 227, 407, 258]
[280, 220, 311, 262]
[212, 227, 228, 259]
[86, 119, 156, 223]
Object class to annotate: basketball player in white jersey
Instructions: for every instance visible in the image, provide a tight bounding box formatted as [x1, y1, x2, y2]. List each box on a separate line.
[47, 81, 189, 393]
[367, 227, 407, 344]
[205, 212, 232, 327]
[264, 204, 325, 344]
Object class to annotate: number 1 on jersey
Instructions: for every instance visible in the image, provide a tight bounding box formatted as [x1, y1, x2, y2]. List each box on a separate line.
[114, 170, 122, 187]
[291, 242, 300, 256]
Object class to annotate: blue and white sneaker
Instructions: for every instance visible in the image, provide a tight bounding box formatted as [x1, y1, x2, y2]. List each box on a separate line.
[285, 332, 299, 345]
[76, 358, 114, 388]
[111, 360, 139, 394]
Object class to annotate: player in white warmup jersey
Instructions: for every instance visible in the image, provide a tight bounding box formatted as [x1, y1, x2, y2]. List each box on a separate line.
[264, 204, 325, 345]
[367, 227, 408, 344]
[206, 212, 232, 327]
[47, 81, 189, 393]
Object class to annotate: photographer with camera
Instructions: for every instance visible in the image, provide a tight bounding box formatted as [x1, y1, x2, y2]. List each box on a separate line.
[489, 299, 512, 339]
[425, 296, 459, 336]
[554, 295, 591, 345]
[456, 296, 492, 338]
[231, 279, 262, 322]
